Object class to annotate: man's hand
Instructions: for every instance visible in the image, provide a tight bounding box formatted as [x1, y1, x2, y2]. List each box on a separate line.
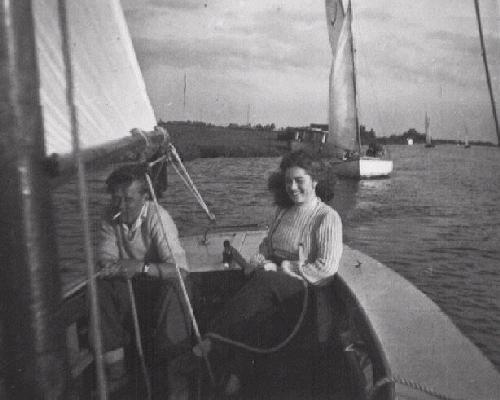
[153, 263, 189, 280]
[99, 260, 142, 279]
[120, 260, 143, 279]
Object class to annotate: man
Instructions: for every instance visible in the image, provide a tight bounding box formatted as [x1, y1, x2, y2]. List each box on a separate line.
[96, 163, 191, 398]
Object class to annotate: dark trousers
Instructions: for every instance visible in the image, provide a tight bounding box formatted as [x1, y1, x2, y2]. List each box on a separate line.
[96, 276, 192, 360]
[207, 270, 307, 376]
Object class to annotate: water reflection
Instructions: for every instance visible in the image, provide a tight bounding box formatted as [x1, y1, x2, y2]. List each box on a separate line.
[331, 179, 360, 223]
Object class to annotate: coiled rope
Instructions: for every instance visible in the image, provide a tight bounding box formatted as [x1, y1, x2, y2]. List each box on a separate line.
[205, 278, 309, 354]
[368, 375, 470, 400]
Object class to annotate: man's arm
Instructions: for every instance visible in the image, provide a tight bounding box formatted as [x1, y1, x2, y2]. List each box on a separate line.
[98, 220, 143, 279]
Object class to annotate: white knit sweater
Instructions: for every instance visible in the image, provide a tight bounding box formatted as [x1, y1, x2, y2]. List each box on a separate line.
[259, 198, 343, 285]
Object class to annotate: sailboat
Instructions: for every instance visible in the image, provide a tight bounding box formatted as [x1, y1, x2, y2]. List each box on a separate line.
[326, 0, 393, 179]
[424, 113, 435, 148]
[2, 1, 500, 399]
[463, 125, 471, 148]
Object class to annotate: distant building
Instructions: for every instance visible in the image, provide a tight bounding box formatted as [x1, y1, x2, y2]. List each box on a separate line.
[281, 123, 329, 153]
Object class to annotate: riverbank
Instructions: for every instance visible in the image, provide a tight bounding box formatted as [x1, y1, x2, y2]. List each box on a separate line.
[165, 122, 289, 160]
[47, 123, 290, 186]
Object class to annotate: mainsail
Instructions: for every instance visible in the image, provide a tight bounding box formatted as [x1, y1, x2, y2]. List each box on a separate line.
[325, 0, 345, 57]
[33, 0, 156, 155]
[327, 0, 359, 158]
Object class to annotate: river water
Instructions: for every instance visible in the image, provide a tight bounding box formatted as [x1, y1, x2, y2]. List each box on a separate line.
[53, 144, 500, 371]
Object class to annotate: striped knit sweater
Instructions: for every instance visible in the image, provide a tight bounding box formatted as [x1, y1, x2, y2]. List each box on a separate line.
[258, 198, 343, 285]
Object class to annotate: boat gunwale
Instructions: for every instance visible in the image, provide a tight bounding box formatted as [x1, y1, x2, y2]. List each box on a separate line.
[334, 273, 395, 399]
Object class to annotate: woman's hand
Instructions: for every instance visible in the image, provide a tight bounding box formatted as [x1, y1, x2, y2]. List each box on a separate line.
[262, 262, 278, 272]
[281, 260, 303, 280]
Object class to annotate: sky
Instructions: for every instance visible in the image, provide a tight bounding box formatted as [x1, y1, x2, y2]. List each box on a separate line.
[121, 0, 500, 143]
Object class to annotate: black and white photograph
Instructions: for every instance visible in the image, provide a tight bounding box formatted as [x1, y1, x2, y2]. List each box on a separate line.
[1, 0, 499, 399]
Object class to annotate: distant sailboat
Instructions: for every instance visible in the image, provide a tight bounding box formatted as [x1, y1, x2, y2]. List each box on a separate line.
[326, 0, 393, 179]
[424, 112, 435, 148]
[463, 124, 471, 148]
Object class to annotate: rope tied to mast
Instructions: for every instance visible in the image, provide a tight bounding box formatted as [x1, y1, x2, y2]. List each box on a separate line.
[162, 143, 215, 221]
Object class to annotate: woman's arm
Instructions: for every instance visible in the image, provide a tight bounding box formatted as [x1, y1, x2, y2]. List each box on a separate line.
[299, 210, 343, 284]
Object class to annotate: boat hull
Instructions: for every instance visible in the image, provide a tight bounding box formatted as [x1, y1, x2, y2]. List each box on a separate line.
[11, 228, 499, 399]
[330, 157, 393, 179]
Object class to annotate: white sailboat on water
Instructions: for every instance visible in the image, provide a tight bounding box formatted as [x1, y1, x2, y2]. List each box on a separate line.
[463, 124, 471, 148]
[326, 0, 393, 179]
[423, 112, 435, 148]
[424, 112, 435, 148]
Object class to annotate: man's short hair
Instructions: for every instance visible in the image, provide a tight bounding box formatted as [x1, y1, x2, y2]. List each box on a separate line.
[105, 163, 149, 194]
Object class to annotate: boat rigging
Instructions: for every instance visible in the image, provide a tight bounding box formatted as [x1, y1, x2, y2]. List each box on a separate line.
[473, 0, 500, 145]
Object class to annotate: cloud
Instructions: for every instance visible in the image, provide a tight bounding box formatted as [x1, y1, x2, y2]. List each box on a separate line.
[122, 0, 204, 11]
[356, 8, 394, 23]
[427, 29, 500, 64]
[149, 0, 202, 10]
[133, 35, 328, 73]
[130, 3, 331, 73]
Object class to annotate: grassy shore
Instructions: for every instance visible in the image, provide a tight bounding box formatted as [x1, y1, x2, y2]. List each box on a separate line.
[165, 122, 290, 160]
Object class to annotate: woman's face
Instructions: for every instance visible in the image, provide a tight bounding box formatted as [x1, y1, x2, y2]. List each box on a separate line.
[285, 166, 317, 205]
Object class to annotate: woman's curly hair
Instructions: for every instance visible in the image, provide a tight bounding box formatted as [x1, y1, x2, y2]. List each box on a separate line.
[268, 150, 337, 208]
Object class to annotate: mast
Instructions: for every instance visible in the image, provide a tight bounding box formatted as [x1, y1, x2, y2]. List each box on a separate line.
[183, 71, 187, 117]
[57, 0, 108, 398]
[347, 0, 361, 153]
[0, 1, 69, 397]
[425, 112, 431, 144]
[473, 0, 500, 145]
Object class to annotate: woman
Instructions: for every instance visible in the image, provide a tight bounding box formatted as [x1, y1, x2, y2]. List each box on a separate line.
[196, 150, 343, 395]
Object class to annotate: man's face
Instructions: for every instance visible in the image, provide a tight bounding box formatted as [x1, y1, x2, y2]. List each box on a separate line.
[111, 180, 147, 225]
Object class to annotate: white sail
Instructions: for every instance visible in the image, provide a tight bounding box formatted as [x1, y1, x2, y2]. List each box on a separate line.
[325, 0, 345, 56]
[328, 1, 358, 157]
[33, 0, 156, 155]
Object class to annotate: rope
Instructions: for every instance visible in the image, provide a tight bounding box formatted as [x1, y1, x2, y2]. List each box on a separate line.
[167, 144, 215, 221]
[368, 375, 470, 400]
[205, 278, 309, 354]
[144, 173, 216, 386]
[169, 161, 206, 208]
[205, 244, 310, 354]
[127, 280, 152, 400]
